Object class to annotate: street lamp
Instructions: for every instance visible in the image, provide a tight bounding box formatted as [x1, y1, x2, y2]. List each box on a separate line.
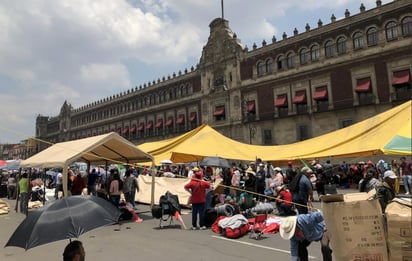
[243, 98, 256, 144]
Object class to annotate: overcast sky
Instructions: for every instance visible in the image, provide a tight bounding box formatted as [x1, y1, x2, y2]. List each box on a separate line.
[0, 0, 392, 145]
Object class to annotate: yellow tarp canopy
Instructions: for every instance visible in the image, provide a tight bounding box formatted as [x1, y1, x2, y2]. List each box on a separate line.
[139, 101, 411, 165]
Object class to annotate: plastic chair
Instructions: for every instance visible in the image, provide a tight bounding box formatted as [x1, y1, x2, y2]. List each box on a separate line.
[249, 214, 268, 239]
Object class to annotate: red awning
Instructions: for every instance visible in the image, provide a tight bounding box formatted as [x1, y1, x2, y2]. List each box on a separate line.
[122, 127, 129, 134]
[247, 103, 255, 112]
[213, 107, 225, 116]
[165, 118, 173, 126]
[392, 70, 411, 85]
[275, 95, 287, 107]
[155, 119, 163, 128]
[313, 86, 328, 100]
[129, 125, 136, 133]
[137, 124, 144, 131]
[293, 91, 307, 104]
[176, 115, 185, 124]
[146, 122, 153, 129]
[355, 78, 371, 92]
[189, 112, 197, 122]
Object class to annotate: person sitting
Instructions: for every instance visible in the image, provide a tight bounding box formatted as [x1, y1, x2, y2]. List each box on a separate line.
[63, 240, 85, 261]
[375, 170, 397, 212]
[275, 185, 295, 216]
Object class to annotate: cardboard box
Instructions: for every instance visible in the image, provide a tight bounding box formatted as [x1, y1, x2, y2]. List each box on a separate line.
[385, 199, 412, 261]
[321, 193, 389, 261]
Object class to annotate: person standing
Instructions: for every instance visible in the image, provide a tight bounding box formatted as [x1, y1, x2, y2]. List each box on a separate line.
[291, 167, 314, 214]
[18, 172, 30, 215]
[375, 170, 397, 212]
[184, 167, 210, 230]
[358, 168, 380, 193]
[7, 173, 17, 199]
[285, 161, 297, 184]
[122, 170, 133, 205]
[391, 159, 400, 194]
[109, 172, 122, 207]
[72, 172, 86, 195]
[399, 156, 412, 195]
[255, 164, 266, 201]
[87, 169, 98, 196]
[280, 211, 332, 261]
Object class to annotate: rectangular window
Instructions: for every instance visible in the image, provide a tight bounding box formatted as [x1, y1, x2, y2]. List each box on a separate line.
[262, 129, 272, 145]
[297, 125, 310, 141]
[214, 106, 226, 121]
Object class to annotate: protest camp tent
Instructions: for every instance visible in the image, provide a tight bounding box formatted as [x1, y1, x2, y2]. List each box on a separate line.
[256, 100, 412, 163]
[21, 132, 155, 203]
[138, 124, 261, 164]
[140, 101, 411, 165]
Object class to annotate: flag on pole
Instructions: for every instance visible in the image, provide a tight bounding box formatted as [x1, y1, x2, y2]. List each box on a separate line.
[174, 211, 187, 230]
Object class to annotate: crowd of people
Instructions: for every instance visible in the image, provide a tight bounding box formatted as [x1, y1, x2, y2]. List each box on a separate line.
[1, 156, 410, 260]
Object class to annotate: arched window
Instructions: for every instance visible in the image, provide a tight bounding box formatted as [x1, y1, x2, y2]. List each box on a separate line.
[386, 21, 398, 41]
[277, 55, 286, 70]
[266, 59, 273, 73]
[367, 27, 378, 46]
[325, 40, 334, 57]
[402, 16, 412, 36]
[353, 31, 364, 49]
[286, 52, 294, 68]
[310, 45, 320, 61]
[257, 61, 265, 76]
[337, 37, 347, 54]
[300, 48, 310, 65]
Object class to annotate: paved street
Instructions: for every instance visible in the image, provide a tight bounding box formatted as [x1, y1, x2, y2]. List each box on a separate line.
[1, 189, 357, 260]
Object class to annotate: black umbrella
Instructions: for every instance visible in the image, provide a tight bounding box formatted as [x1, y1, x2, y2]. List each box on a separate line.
[199, 156, 230, 168]
[5, 195, 121, 250]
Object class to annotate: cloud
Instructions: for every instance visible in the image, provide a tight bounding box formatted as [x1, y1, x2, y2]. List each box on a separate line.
[0, 0, 394, 143]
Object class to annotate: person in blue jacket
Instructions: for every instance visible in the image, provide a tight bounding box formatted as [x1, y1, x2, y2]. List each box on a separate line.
[280, 211, 332, 261]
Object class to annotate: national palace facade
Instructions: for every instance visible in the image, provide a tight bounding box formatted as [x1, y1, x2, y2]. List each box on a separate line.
[35, 0, 412, 153]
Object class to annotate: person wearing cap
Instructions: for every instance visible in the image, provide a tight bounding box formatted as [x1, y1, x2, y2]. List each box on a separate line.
[280, 211, 332, 261]
[184, 167, 211, 230]
[244, 167, 256, 193]
[285, 161, 297, 184]
[272, 167, 284, 188]
[291, 167, 314, 214]
[275, 185, 295, 216]
[375, 170, 396, 212]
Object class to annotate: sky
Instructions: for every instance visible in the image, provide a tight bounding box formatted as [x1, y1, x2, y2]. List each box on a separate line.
[0, 0, 392, 144]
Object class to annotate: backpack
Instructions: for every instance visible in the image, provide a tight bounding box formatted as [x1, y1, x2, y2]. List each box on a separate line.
[288, 172, 302, 193]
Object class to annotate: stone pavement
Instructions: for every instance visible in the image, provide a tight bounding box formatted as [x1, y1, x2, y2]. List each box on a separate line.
[0, 188, 359, 261]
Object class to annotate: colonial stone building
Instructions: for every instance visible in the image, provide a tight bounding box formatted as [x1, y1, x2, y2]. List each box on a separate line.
[35, 0, 412, 153]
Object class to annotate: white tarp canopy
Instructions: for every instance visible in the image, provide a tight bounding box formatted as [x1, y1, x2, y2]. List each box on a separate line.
[21, 132, 155, 202]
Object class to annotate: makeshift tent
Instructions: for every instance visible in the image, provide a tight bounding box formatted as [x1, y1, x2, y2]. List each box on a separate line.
[255, 100, 412, 162]
[21, 132, 155, 204]
[139, 101, 411, 164]
[138, 124, 260, 164]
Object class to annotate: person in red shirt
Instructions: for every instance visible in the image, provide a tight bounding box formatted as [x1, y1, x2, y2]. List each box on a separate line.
[184, 167, 211, 230]
[275, 185, 295, 216]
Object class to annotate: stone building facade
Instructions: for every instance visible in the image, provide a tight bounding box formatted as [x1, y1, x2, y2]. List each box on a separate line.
[35, 0, 412, 153]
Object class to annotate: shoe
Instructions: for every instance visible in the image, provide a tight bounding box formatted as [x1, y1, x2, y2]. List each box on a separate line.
[406, 192, 410, 195]
[200, 226, 207, 230]
[191, 227, 198, 230]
